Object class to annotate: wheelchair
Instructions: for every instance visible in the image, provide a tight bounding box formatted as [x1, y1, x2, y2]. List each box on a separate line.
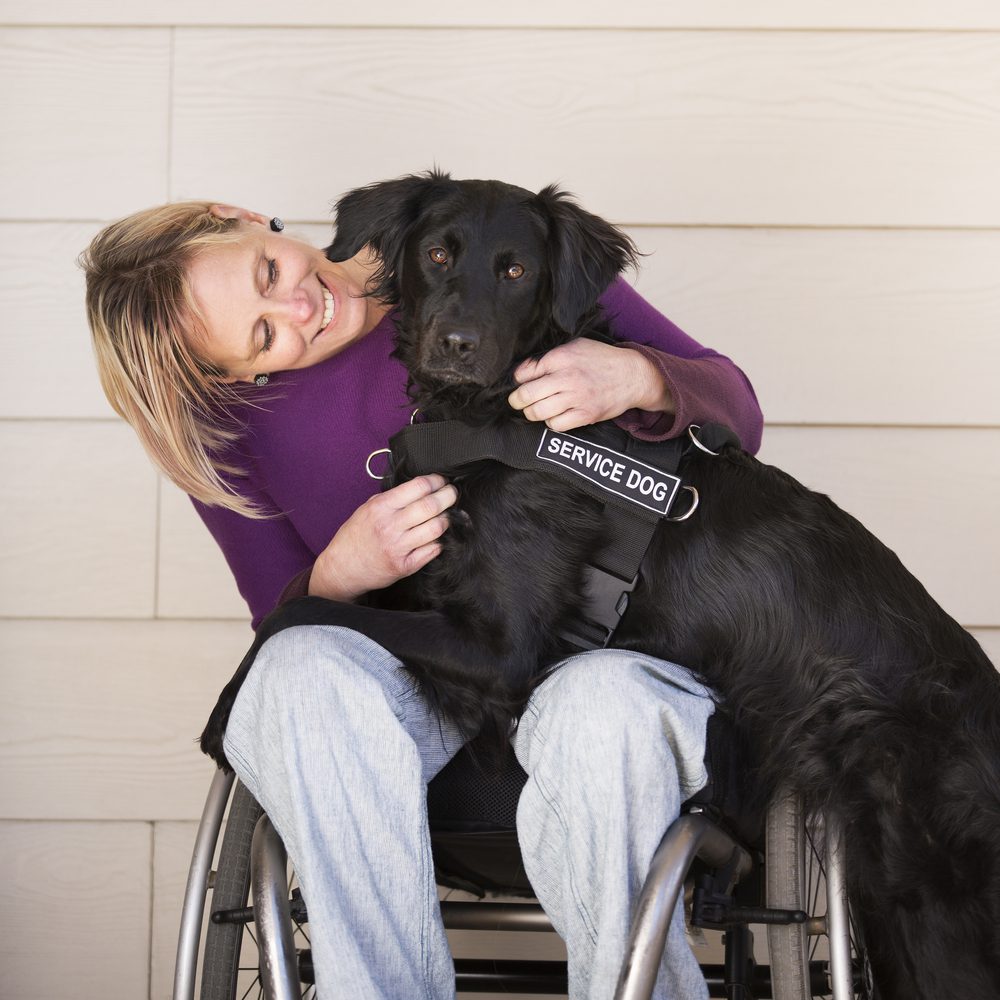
[173, 715, 872, 1000]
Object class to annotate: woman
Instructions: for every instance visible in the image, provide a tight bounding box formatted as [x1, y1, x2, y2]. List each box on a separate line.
[83, 194, 763, 1000]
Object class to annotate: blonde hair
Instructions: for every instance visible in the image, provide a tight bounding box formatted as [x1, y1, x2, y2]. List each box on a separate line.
[81, 202, 267, 517]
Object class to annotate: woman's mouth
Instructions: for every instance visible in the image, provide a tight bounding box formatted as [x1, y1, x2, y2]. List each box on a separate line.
[313, 281, 336, 341]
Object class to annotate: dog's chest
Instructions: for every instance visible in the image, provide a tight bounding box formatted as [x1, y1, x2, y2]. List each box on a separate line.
[437, 465, 605, 586]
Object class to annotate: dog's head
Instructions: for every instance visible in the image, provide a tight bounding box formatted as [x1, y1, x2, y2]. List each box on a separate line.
[327, 170, 637, 416]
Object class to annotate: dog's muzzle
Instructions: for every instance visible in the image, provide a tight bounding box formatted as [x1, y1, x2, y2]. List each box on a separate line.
[418, 326, 498, 386]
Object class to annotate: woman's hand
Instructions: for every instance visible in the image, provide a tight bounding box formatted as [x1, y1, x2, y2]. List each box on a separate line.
[308, 474, 458, 602]
[507, 339, 674, 431]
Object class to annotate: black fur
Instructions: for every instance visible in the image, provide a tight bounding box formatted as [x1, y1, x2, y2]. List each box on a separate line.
[202, 171, 1000, 998]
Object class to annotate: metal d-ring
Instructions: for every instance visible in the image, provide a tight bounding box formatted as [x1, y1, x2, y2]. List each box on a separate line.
[366, 448, 392, 480]
[687, 424, 721, 457]
[410, 409, 421, 425]
[666, 486, 699, 522]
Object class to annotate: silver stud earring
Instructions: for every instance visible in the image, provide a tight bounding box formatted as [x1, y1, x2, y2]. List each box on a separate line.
[269, 218, 284, 232]
[254, 374, 270, 386]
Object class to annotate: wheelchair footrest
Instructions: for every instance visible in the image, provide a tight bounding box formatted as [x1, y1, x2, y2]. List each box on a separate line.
[694, 899, 809, 928]
[693, 871, 807, 928]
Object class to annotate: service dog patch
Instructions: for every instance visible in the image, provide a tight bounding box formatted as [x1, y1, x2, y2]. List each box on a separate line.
[537, 429, 682, 516]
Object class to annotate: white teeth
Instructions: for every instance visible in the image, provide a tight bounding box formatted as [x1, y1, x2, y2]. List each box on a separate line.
[318, 286, 334, 334]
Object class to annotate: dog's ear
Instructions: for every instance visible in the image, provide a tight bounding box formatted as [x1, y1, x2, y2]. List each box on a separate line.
[534, 186, 639, 332]
[325, 170, 454, 302]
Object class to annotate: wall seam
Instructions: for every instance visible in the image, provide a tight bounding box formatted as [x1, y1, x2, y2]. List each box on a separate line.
[148, 821, 155, 1000]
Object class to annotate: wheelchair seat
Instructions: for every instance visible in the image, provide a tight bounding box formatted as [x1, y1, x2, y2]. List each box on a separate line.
[427, 709, 766, 899]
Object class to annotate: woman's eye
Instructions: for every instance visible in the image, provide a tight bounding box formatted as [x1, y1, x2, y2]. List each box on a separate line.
[428, 247, 448, 265]
[505, 263, 525, 280]
[267, 258, 279, 287]
[261, 321, 274, 353]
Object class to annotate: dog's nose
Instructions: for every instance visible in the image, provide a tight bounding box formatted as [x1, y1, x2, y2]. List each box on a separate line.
[439, 330, 480, 357]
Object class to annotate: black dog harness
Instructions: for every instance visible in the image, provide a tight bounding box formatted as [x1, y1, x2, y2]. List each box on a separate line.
[381, 419, 740, 651]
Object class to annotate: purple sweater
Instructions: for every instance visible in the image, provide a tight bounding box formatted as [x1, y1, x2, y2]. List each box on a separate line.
[195, 280, 763, 628]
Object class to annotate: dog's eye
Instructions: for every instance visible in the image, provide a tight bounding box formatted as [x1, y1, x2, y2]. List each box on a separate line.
[428, 247, 449, 265]
[505, 263, 525, 280]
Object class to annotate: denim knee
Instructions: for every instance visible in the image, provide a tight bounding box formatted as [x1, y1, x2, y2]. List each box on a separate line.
[235, 625, 418, 720]
[516, 649, 715, 801]
[223, 626, 419, 775]
[223, 624, 464, 788]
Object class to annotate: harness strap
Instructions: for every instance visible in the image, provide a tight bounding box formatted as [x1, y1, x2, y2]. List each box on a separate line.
[389, 419, 691, 522]
[560, 506, 649, 651]
[386, 419, 738, 652]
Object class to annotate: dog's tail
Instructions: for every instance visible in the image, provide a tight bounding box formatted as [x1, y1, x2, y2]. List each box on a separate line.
[776, 650, 1000, 1000]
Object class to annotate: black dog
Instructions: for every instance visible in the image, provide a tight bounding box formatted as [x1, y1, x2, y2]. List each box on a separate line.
[203, 172, 1000, 999]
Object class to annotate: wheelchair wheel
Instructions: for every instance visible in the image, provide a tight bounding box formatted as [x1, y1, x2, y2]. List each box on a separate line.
[199, 781, 314, 1000]
[765, 791, 874, 999]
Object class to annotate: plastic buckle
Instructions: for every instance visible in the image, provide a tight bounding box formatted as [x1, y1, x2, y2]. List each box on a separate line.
[580, 565, 639, 647]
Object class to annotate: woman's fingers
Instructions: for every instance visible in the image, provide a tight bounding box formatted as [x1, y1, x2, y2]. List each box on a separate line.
[313, 475, 458, 600]
[383, 476, 458, 530]
[511, 389, 569, 424]
[383, 473, 449, 508]
[540, 407, 592, 433]
[511, 383, 597, 431]
[400, 540, 445, 576]
[508, 344, 598, 423]
[402, 514, 452, 560]
[508, 369, 564, 414]
[367, 475, 457, 571]
[508, 338, 670, 428]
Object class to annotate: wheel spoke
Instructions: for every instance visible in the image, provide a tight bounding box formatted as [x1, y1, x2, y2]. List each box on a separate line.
[237, 974, 262, 1000]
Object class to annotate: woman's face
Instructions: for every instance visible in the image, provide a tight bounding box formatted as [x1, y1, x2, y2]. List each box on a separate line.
[186, 223, 381, 381]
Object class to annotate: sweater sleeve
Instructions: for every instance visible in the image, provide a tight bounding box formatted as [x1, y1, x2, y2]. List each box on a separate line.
[192, 485, 316, 630]
[599, 279, 764, 454]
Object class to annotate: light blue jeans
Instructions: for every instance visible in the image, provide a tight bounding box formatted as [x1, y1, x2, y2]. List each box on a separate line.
[223, 625, 715, 1000]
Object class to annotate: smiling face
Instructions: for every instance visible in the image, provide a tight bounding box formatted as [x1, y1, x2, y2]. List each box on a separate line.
[186, 223, 384, 381]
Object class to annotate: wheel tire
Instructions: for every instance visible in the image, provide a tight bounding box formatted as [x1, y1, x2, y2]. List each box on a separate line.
[766, 791, 873, 1000]
[199, 781, 264, 1000]
[766, 790, 813, 999]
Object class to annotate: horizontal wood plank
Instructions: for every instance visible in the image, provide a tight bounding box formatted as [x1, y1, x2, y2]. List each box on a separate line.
[628, 227, 1000, 427]
[0, 619, 250, 821]
[0, 421, 158, 618]
[758, 426, 999, 627]
[7, 0, 1000, 29]
[0, 28, 169, 219]
[172, 29, 1000, 228]
[158, 478, 252, 621]
[0, 222, 115, 419]
[0, 821, 150, 999]
[973, 629, 1000, 669]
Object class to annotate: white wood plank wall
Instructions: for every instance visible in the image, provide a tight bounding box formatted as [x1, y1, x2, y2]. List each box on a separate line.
[1, 4, 998, 997]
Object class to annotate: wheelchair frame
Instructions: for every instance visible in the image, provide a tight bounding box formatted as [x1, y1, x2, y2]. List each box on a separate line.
[173, 769, 864, 1000]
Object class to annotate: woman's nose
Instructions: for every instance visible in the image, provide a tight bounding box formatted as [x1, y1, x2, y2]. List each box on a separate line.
[276, 287, 314, 328]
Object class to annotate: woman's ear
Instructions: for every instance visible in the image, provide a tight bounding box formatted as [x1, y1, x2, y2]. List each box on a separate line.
[208, 204, 270, 227]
